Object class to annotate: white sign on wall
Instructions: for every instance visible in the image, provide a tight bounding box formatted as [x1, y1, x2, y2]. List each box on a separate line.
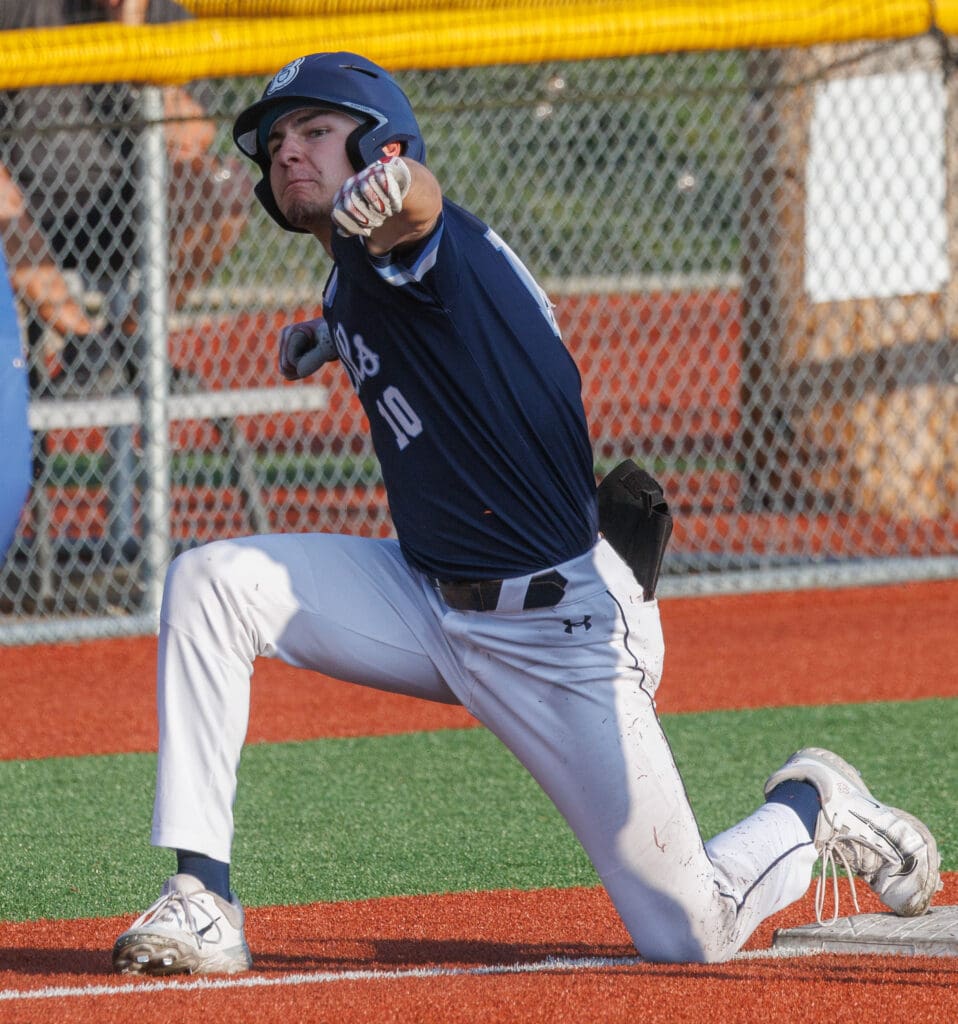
[805, 70, 948, 303]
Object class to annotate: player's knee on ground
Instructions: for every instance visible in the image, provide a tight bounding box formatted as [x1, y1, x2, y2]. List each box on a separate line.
[610, 881, 739, 965]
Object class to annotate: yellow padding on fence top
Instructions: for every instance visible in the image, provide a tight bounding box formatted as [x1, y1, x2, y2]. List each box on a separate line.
[0, 1, 937, 89]
[172, 0, 930, 19]
[934, 0, 958, 32]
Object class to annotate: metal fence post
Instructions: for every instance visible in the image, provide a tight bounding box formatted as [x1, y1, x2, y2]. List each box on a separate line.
[138, 85, 171, 628]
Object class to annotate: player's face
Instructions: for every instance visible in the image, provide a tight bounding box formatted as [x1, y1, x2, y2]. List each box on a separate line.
[267, 108, 358, 232]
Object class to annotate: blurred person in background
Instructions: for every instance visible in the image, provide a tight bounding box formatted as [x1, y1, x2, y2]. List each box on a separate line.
[0, 0, 249, 396]
[0, 0, 249, 559]
[0, 170, 34, 561]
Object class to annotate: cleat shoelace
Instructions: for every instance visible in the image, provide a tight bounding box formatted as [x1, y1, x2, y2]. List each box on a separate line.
[131, 890, 217, 948]
[814, 832, 898, 925]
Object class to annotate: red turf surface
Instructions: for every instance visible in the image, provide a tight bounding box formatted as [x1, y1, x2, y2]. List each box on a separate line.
[2, 881, 957, 1022]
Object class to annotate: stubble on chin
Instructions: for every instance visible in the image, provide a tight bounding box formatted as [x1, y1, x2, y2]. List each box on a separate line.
[282, 197, 329, 232]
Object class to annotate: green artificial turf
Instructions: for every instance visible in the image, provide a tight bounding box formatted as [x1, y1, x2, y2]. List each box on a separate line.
[0, 698, 954, 922]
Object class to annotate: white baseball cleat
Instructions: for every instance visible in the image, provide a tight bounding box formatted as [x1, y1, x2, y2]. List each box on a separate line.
[112, 873, 253, 975]
[765, 747, 942, 924]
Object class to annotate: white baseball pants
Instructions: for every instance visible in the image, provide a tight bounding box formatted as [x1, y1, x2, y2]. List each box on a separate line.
[151, 533, 816, 962]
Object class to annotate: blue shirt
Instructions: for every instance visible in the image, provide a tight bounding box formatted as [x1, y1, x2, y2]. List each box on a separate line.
[0, 249, 31, 559]
[324, 199, 597, 580]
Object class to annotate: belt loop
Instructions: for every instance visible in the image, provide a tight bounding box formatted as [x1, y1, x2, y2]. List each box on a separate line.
[495, 576, 529, 613]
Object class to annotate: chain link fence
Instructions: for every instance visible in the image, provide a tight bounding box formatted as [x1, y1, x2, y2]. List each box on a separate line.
[2, 37, 957, 642]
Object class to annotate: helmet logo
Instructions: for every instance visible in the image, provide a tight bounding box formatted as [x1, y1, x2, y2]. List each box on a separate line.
[267, 57, 305, 95]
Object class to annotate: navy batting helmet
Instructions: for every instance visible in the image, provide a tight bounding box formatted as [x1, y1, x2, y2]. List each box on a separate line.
[233, 52, 426, 232]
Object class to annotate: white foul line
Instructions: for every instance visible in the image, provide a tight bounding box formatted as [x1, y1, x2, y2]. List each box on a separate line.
[0, 947, 812, 1003]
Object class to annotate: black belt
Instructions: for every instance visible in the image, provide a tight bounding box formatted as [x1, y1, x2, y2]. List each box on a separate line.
[435, 569, 568, 612]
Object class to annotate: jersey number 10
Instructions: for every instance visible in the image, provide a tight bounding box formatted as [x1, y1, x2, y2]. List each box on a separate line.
[376, 385, 423, 450]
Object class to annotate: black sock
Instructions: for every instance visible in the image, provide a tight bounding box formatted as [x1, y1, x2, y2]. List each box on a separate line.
[765, 780, 821, 840]
[176, 850, 231, 900]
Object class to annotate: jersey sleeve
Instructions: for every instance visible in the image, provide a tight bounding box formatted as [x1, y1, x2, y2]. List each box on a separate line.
[361, 209, 460, 308]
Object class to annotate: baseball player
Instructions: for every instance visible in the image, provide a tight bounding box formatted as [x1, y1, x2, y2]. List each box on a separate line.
[112, 53, 941, 974]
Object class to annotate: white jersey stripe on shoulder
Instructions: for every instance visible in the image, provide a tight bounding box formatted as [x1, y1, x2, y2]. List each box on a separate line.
[483, 227, 560, 335]
[372, 225, 443, 287]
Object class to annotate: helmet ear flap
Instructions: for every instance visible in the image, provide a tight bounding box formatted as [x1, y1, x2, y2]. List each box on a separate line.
[344, 123, 369, 172]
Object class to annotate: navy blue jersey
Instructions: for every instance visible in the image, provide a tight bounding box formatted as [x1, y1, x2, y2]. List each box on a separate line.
[323, 199, 597, 580]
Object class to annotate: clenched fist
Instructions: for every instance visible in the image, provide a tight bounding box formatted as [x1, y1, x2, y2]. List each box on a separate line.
[331, 156, 412, 238]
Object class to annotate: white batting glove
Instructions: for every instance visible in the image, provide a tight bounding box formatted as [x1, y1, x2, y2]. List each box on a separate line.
[331, 156, 412, 238]
[278, 317, 337, 380]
